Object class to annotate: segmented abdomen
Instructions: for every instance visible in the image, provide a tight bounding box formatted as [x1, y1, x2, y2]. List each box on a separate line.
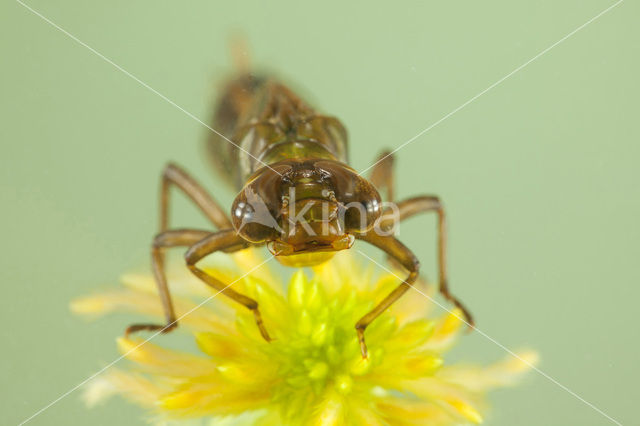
[206, 74, 348, 189]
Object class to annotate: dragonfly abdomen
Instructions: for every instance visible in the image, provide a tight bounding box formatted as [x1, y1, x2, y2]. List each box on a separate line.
[207, 74, 349, 188]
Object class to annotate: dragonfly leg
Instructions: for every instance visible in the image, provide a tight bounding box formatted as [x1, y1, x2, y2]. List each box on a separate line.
[354, 233, 419, 358]
[126, 229, 213, 336]
[369, 150, 395, 202]
[160, 162, 232, 232]
[127, 163, 234, 335]
[184, 230, 272, 342]
[394, 196, 474, 327]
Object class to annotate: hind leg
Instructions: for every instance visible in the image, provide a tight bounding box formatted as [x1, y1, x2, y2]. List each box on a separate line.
[377, 195, 474, 327]
[369, 150, 395, 202]
[159, 163, 232, 232]
[126, 229, 213, 335]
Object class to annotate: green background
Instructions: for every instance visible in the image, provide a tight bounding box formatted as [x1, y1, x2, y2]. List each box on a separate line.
[1, 1, 638, 425]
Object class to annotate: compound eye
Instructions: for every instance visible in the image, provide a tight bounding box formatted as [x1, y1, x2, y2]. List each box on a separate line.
[341, 195, 382, 233]
[231, 197, 279, 243]
[231, 167, 288, 243]
[314, 160, 383, 233]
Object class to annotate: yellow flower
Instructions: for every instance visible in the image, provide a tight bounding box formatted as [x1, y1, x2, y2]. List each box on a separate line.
[72, 250, 537, 425]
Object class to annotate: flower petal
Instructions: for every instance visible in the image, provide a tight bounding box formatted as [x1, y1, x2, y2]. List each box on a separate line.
[438, 350, 539, 392]
[117, 337, 217, 377]
[83, 369, 166, 408]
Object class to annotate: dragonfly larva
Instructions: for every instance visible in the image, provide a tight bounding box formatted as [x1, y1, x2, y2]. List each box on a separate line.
[126, 63, 473, 358]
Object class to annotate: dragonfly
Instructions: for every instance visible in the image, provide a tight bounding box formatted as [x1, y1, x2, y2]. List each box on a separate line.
[126, 65, 473, 358]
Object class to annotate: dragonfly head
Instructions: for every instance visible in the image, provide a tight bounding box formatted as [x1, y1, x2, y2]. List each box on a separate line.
[231, 159, 382, 266]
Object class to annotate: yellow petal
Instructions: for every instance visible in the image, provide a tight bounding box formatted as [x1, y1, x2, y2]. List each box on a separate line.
[439, 350, 538, 392]
[159, 390, 204, 410]
[308, 361, 329, 380]
[195, 332, 246, 359]
[311, 322, 329, 346]
[117, 337, 216, 377]
[404, 353, 444, 375]
[376, 397, 455, 426]
[421, 308, 465, 352]
[448, 398, 483, 424]
[334, 375, 353, 394]
[231, 249, 279, 285]
[71, 288, 234, 333]
[83, 369, 165, 408]
[310, 392, 344, 426]
[403, 377, 483, 424]
[287, 270, 308, 309]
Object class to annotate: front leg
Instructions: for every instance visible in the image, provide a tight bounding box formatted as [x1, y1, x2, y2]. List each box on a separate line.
[354, 232, 420, 358]
[184, 230, 272, 342]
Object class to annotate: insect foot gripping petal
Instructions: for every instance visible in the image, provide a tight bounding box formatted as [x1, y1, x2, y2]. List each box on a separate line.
[252, 306, 273, 342]
[355, 322, 369, 359]
[186, 261, 274, 343]
[125, 321, 178, 337]
[440, 282, 475, 331]
[352, 233, 421, 360]
[182, 229, 275, 343]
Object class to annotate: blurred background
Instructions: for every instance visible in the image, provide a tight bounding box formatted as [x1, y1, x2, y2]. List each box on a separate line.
[1, 0, 638, 424]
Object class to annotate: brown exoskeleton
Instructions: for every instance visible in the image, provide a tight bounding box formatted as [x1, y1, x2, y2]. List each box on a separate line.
[126, 69, 473, 358]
